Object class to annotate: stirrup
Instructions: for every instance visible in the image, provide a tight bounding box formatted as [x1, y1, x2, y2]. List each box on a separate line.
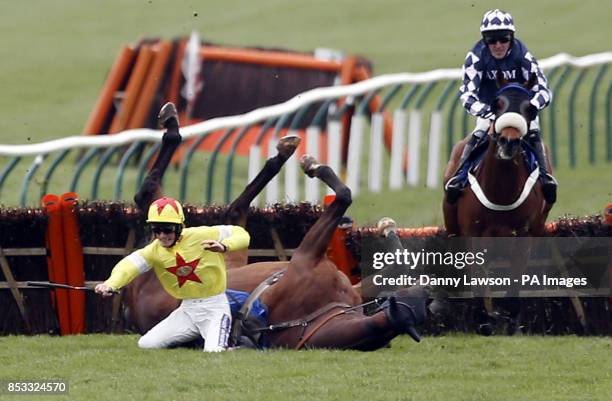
[543, 173, 558, 186]
[444, 176, 465, 204]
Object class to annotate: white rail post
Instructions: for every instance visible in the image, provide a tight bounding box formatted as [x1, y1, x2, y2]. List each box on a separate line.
[284, 129, 299, 203]
[265, 138, 279, 204]
[247, 145, 261, 206]
[304, 126, 320, 203]
[346, 114, 366, 197]
[407, 109, 422, 186]
[426, 110, 443, 188]
[389, 109, 407, 189]
[326, 119, 343, 195]
[368, 112, 384, 192]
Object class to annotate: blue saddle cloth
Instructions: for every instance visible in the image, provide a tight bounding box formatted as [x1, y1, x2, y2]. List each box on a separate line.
[225, 289, 269, 324]
[456, 137, 538, 184]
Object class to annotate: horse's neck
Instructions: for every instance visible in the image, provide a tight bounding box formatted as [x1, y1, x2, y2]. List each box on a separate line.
[476, 142, 528, 203]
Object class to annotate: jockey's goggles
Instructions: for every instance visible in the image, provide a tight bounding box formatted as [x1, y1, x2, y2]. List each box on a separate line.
[483, 32, 512, 45]
[150, 224, 178, 235]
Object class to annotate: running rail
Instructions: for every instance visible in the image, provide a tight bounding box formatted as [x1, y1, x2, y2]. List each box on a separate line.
[0, 52, 610, 206]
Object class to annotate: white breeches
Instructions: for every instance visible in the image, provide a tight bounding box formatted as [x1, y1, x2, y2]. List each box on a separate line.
[138, 293, 231, 352]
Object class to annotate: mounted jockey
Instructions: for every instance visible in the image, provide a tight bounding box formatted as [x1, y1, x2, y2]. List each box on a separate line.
[445, 9, 557, 204]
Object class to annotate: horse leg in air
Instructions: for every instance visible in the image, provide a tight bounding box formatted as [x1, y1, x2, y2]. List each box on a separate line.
[292, 155, 351, 263]
[222, 135, 300, 269]
[224, 135, 301, 226]
[133, 110, 182, 212]
[127, 103, 183, 333]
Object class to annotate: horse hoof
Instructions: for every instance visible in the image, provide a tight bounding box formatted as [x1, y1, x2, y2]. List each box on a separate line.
[157, 102, 179, 128]
[377, 217, 397, 237]
[477, 323, 493, 336]
[300, 154, 320, 177]
[277, 135, 301, 158]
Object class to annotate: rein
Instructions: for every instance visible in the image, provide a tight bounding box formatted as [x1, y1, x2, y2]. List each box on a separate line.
[253, 298, 379, 349]
[293, 299, 380, 350]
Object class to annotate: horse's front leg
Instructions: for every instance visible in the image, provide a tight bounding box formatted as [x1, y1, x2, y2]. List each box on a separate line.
[222, 135, 300, 269]
[500, 242, 531, 335]
[223, 135, 301, 226]
[134, 103, 182, 212]
[290, 155, 351, 267]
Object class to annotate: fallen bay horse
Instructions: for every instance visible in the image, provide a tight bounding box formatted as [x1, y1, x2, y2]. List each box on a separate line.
[442, 76, 554, 333]
[126, 115, 426, 350]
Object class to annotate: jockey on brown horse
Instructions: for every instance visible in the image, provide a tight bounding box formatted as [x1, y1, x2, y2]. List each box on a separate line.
[443, 73, 554, 237]
[442, 73, 556, 334]
[119, 102, 427, 350]
[444, 9, 556, 209]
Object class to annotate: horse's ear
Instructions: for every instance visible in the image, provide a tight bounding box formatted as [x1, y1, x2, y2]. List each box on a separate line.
[525, 72, 538, 89]
[496, 69, 507, 88]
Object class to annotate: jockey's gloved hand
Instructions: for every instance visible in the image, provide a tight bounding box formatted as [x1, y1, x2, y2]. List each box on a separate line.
[202, 240, 227, 253]
[94, 283, 115, 298]
[525, 103, 538, 121]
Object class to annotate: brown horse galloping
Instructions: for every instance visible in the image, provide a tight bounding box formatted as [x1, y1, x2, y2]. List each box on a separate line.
[443, 74, 553, 236]
[126, 120, 427, 350]
[442, 77, 554, 333]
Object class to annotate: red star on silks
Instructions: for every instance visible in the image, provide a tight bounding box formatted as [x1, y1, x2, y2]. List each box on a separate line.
[166, 253, 202, 287]
[153, 197, 180, 214]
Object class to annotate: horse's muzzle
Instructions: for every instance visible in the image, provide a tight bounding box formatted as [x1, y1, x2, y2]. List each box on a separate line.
[496, 137, 521, 160]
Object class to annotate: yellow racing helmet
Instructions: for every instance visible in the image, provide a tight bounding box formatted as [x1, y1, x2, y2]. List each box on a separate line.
[146, 197, 185, 224]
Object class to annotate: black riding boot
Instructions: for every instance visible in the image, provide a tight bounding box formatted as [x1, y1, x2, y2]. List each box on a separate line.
[444, 132, 482, 204]
[526, 131, 557, 204]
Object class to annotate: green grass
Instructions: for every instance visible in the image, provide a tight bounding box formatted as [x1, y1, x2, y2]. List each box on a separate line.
[1, 0, 611, 224]
[0, 334, 610, 401]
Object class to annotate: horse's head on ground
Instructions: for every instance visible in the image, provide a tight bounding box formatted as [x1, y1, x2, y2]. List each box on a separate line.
[491, 73, 537, 160]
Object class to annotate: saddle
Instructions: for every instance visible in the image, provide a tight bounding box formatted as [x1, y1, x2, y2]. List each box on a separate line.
[226, 269, 356, 350]
[227, 270, 285, 349]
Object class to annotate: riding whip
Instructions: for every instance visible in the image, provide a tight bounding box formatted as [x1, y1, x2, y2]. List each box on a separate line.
[26, 281, 119, 294]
